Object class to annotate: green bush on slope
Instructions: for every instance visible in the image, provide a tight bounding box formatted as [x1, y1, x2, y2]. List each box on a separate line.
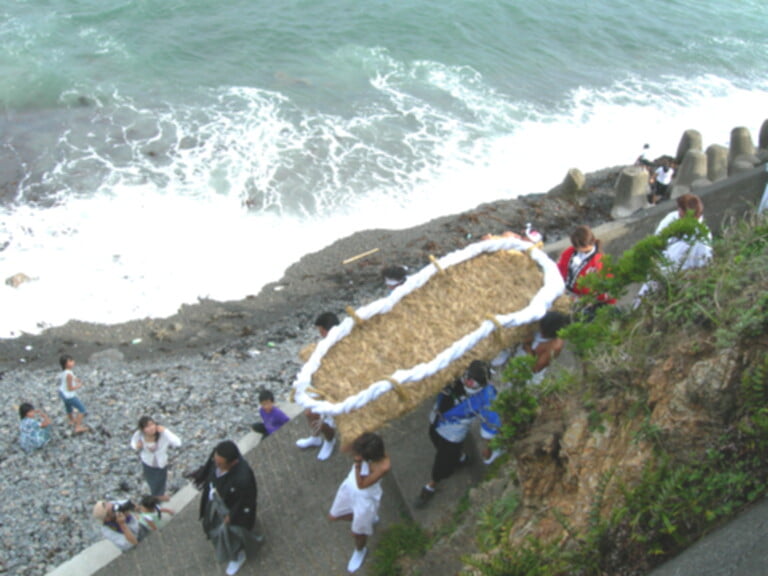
[469, 210, 768, 576]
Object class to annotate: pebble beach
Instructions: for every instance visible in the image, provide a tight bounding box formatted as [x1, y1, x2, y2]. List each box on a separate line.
[0, 338, 310, 574]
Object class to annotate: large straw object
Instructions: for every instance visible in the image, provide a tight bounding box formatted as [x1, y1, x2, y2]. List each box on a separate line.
[293, 236, 565, 444]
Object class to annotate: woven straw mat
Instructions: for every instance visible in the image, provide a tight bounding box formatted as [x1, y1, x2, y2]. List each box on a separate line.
[312, 249, 546, 444]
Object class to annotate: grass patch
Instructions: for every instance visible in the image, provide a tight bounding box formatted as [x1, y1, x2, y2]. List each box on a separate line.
[370, 520, 430, 576]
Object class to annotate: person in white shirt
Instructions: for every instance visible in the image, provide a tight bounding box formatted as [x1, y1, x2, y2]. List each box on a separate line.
[130, 416, 182, 501]
[651, 160, 675, 203]
[634, 194, 712, 306]
[636, 143, 654, 168]
[58, 355, 89, 434]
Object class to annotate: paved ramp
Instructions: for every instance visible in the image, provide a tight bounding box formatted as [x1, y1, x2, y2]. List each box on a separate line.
[77, 399, 487, 576]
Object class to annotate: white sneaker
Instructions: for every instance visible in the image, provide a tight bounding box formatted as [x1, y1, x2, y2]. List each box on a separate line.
[347, 547, 367, 573]
[225, 550, 246, 576]
[296, 436, 323, 449]
[483, 449, 504, 465]
[317, 437, 336, 461]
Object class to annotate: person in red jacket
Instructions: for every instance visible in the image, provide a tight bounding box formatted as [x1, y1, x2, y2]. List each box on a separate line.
[557, 226, 615, 306]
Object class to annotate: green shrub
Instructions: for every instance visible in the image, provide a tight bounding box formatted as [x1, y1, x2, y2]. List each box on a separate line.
[476, 492, 521, 551]
[466, 210, 768, 576]
[370, 521, 430, 576]
[492, 356, 539, 445]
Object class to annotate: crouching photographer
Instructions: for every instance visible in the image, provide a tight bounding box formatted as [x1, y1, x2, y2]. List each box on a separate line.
[92, 500, 141, 551]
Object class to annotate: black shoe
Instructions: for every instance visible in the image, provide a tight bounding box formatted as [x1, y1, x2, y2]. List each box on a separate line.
[414, 486, 435, 509]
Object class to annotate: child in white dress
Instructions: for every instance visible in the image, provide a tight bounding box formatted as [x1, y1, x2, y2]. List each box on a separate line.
[328, 432, 391, 573]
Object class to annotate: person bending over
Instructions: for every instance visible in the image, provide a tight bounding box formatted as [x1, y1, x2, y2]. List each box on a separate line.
[92, 500, 141, 551]
[415, 360, 499, 508]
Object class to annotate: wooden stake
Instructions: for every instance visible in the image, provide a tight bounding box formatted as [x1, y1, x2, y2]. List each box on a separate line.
[342, 247, 380, 265]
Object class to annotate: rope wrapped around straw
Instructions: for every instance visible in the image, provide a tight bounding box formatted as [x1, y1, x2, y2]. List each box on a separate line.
[292, 236, 565, 444]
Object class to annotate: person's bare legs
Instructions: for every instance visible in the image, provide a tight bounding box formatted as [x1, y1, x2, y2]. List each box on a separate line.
[296, 410, 324, 448]
[73, 412, 88, 433]
[329, 512, 369, 573]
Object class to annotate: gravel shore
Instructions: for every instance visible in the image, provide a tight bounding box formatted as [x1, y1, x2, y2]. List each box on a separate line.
[0, 170, 619, 575]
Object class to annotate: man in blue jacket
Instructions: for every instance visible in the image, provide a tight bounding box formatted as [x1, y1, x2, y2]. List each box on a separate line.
[415, 360, 499, 508]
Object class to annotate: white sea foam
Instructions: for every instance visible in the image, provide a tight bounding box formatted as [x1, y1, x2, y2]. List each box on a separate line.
[2, 69, 767, 338]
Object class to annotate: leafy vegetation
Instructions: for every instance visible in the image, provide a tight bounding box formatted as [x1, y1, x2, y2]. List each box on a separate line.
[491, 355, 539, 446]
[476, 492, 521, 551]
[466, 210, 768, 576]
[370, 520, 430, 576]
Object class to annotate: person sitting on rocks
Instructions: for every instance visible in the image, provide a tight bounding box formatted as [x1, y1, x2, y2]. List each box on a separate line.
[92, 500, 142, 551]
[634, 193, 712, 306]
[650, 159, 675, 204]
[296, 311, 339, 461]
[18, 403, 52, 453]
[329, 432, 391, 573]
[636, 143, 654, 168]
[415, 360, 500, 507]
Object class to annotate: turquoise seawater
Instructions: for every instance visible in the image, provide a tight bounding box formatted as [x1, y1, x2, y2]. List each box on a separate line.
[1, 0, 767, 335]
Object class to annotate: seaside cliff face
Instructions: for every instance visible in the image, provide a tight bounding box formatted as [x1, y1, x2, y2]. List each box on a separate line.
[399, 313, 765, 575]
[394, 326, 762, 576]
[508, 343, 740, 542]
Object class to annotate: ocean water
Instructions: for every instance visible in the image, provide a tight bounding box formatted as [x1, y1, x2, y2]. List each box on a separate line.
[1, 0, 767, 338]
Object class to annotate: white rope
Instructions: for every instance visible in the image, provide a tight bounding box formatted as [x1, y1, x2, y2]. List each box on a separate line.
[292, 236, 565, 416]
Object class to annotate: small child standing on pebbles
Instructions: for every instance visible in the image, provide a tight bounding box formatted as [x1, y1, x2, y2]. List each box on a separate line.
[58, 355, 89, 434]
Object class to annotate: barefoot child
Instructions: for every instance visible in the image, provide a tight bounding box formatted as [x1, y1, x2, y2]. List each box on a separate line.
[328, 432, 391, 573]
[58, 355, 89, 434]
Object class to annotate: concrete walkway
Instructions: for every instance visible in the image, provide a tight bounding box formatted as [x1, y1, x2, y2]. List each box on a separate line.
[50, 399, 485, 576]
[649, 496, 768, 576]
[49, 399, 768, 576]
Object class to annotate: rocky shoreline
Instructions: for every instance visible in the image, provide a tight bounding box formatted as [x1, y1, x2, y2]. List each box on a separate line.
[0, 167, 620, 575]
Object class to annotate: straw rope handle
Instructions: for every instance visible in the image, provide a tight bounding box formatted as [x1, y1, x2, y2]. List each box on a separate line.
[429, 254, 444, 273]
[385, 378, 408, 401]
